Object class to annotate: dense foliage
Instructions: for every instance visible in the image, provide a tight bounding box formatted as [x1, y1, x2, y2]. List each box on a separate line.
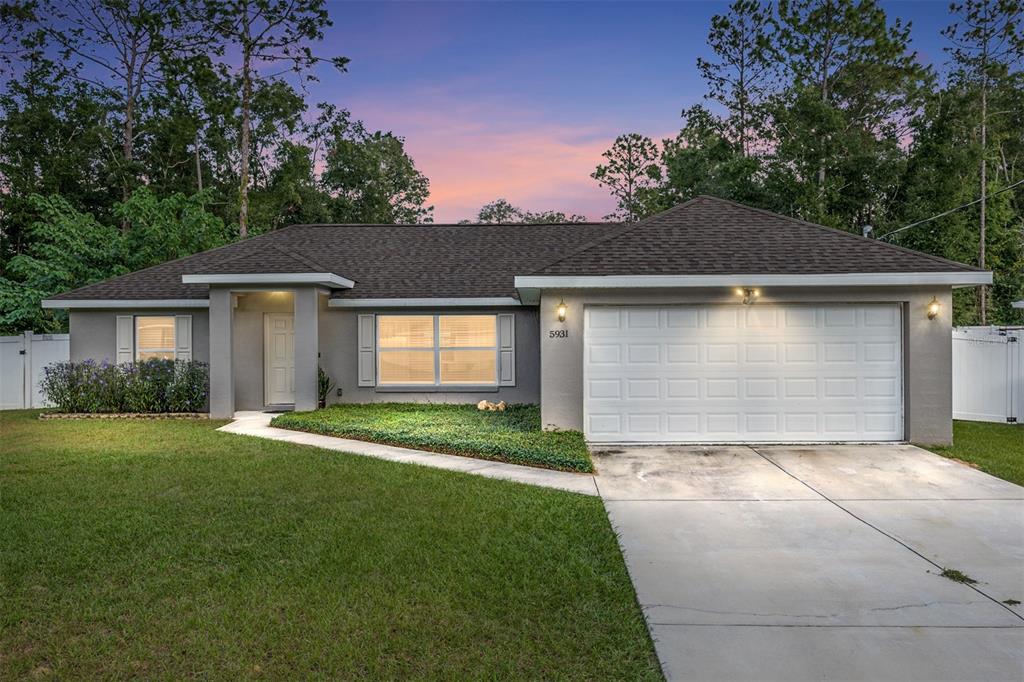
[41, 359, 209, 413]
[0, 1, 433, 332]
[272, 403, 594, 472]
[594, 0, 1024, 325]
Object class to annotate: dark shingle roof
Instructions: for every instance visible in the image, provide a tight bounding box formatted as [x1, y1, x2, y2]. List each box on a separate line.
[49, 222, 621, 301]
[49, 196, 981, 302]
[531, 195, 982, 275]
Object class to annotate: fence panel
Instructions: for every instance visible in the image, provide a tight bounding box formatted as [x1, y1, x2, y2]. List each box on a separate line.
[952, 328, 1021, 423]
[0, 332, 70, 409]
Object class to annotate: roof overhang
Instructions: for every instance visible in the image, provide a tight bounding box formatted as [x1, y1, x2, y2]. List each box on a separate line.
[515, 272, 993, 302]
[1013, 300, 1024, 309]
[181, 272, 355, 289]
[42, 298, 210, 309]
[328, 297, 522, 308]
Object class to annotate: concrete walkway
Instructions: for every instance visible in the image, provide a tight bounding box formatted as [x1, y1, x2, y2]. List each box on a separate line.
[218, 411, 599, 496]
[594, 443, 1024, 682]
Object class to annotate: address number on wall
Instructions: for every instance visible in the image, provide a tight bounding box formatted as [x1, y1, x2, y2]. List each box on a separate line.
[548, 329, 569, 339]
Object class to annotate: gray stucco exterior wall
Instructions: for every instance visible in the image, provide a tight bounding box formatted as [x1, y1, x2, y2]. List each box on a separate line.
[69, 309, 210, 365]
[538, 286, 954, 445]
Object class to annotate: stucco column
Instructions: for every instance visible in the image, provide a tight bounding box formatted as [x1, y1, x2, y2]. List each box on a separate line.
[208, 287, 235, 418]
[294, 287, 320, 412]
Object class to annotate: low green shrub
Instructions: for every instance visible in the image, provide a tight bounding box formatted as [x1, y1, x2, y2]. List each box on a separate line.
[272, 403, 592, 473]
[41, 359, 209, 413]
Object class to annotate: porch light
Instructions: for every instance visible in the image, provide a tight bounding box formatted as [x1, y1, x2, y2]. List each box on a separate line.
[556, 299, 567, 323]
[736, 287, 760, 305]
[927, 297, 941, 320]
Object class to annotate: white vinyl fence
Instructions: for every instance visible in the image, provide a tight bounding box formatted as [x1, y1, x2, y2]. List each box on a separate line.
[952, 327, 1022, 424]
[0, 331, 69, 410]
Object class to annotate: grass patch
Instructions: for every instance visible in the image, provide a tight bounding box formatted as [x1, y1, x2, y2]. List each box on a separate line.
[272, 403, 593, 473]
[939, 568, 977, 584]
[0, 410, 659, 680]
[925, 421, 1024, 486]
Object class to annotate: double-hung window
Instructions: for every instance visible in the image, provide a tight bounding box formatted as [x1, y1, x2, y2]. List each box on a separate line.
[377, 314, 498, 386]
[135, 316, 176, 360]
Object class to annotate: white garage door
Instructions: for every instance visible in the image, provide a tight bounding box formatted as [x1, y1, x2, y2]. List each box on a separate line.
[584, 304, 903, 443]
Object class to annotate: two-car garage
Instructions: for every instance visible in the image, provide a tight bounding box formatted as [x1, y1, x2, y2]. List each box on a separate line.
[583, 304, 904, 443]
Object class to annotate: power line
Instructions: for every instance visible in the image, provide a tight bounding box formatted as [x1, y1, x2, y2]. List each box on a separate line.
[876, 177, 1024, 241]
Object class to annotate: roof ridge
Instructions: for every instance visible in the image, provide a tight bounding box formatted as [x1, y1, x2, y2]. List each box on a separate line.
[699, 195, 984, 272]
[269, 243, 334, 273]
[523, 197, 706, 275]
[279, 222, 612, 229]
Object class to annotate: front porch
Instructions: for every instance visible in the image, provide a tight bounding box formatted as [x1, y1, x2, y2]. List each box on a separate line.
[209, 286, 327, 418]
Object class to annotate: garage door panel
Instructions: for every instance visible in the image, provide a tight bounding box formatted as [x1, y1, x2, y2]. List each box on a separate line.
[584, 304, 903, 443]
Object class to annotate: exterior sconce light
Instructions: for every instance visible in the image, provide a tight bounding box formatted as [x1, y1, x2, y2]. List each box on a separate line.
[556, 299, 567, 323]
[735, 287, 760, 305]
[927, 296, 941, 320]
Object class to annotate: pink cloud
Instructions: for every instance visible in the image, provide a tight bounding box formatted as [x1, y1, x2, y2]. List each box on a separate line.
[334, 88, 672, 223]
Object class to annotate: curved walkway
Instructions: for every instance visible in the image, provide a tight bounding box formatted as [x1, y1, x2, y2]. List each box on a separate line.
[218, 411, 599, 496]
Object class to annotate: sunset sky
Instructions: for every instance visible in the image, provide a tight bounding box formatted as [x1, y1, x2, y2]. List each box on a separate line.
[308, 1, 951, 223]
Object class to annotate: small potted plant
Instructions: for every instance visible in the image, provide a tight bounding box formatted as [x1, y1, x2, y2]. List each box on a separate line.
[317, 366, 335, 409]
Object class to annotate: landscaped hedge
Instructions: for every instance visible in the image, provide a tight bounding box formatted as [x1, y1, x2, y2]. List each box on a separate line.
[272, 403, 593, 473]
[41, 359, 209, 414]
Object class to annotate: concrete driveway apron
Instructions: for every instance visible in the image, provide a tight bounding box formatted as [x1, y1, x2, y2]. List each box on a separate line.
[593, 444, 1024, 682]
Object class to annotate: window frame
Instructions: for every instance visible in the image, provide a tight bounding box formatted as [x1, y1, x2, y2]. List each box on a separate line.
[134, 315, 177, 361]
[376, 313, 499, 387]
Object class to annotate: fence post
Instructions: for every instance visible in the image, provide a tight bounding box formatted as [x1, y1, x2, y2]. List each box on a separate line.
[22, 330, 33, 408]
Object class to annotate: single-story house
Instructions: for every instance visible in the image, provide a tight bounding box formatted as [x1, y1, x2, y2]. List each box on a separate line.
[43, 196, 990, 445]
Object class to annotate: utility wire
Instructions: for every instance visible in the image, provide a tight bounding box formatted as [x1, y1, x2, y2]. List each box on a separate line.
[876, 177, 1024, 241]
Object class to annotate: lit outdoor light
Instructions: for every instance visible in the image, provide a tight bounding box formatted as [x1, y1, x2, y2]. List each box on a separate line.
[927, 297, 941, 320]
[736, 287, 760, 305]
[556, 299, 567, 322]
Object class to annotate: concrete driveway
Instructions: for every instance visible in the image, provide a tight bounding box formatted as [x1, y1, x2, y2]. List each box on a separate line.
[593, 444, 1024, 682]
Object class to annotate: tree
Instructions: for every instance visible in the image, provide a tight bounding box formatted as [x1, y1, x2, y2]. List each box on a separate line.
[661, 105, 765, 205]
[0, 0, 34, 77]
[771, 0, 930, 223]
[591, 133, 664, 222]
[41, 0, 205, 223]
[943, 0, 1024, 323]
[469, 198, 587, 224]
[697, 0, 775, 156]
[0, 41, 114, 263]
[0, 195, 124, 333]
[204, 0, 348, 237]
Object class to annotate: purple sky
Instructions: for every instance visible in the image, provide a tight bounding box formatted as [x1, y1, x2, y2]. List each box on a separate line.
[308, 1, 953, 223]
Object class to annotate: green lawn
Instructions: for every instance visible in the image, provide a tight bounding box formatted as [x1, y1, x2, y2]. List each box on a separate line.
[926, 420, 1024, 486]
[0, 410, 659, 680]
[272, 403, 593, 472]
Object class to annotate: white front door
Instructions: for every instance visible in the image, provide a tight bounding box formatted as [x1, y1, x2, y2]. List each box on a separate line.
[584, 304, 904, 443]
[264, 313, 295, 406]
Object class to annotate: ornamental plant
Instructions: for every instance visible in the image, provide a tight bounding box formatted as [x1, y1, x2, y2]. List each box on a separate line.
[41, 359, 209, 414]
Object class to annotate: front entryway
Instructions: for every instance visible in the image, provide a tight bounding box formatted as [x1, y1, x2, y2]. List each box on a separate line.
[584, 304, 904, 443]
[264, 313, 295, 406]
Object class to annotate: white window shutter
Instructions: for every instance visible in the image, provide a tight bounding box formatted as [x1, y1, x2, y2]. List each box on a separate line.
[357, 314, 376, 386]
[116, 316, 134, 364]
[497, 313, 515, 386]
[175, 315, 193, 361]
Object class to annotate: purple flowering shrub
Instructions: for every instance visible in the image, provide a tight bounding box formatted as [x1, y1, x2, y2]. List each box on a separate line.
[41, 359, 209, 413]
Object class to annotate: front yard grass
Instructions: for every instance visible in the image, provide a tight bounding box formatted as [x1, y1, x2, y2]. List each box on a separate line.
[0, 410, 659, 680]
[926, 420, 1024, 486]
[272, 403, 593, 472]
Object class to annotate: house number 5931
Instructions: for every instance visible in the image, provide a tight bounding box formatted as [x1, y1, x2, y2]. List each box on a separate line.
[548, 329, 569, 339]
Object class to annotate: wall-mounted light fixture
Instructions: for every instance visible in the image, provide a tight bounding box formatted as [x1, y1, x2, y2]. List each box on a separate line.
[735, 287, 760, 305]
[927, 296, 941, 320]
[556, 299, 567, 323]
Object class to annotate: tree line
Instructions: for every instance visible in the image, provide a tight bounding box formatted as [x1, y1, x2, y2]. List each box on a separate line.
[0, 0, 435, 332]
[592, 0, 1023, 325]
[0, 0, 1020, 333]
